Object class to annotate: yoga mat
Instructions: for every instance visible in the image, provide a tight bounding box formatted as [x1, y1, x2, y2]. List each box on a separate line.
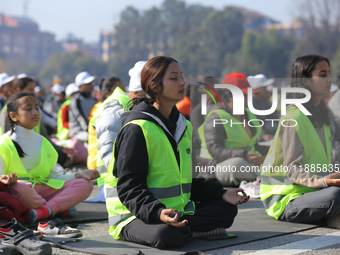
[25, 202, 108, 228]
[57, 208, 319, 255]
[58, 202, 108, 224]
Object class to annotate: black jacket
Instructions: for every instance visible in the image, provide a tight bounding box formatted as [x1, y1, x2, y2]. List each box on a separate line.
[113, 102, 226, 224]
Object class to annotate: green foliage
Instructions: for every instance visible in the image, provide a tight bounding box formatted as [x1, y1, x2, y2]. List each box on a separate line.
[4, 0, 340, 87]
[331, 48, 340, 79]
[108, 0, 216, 83]
[222, 30, 296, 78]
[174, 6, 244, 78]
[39, 52, 107, 86]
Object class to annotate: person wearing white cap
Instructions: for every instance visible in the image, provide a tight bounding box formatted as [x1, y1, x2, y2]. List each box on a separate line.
[84, 61, 146, 202]
[55, 83, 79, 140]
[247, 74, 279, 142]
[128, 61, 147, 98]
[0, 73, 15, 110]
[68, 71, 97, 142]
[43, 84, 66, 120]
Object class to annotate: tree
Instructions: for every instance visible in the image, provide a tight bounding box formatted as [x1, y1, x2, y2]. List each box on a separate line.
[108, 0, 215, 83]
[39, 52, 107, 87]
[331, 47, 340, 79]
[107, 6, 149, 83]
[222, 30, 295, 78]
[291, 0, 340, 58]
[173, 7, 244, 79]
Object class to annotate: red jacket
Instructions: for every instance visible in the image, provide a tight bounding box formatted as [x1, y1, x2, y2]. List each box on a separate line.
[0, 183, 30, 224]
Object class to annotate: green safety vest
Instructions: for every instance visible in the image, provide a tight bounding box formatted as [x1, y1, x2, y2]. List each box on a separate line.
[198, 108, 262, 159]
[105, 118, 194, 239]
[260, 107, 332, 219]
[0, 104, 41, 136]
[0, 133, 64, 189]
[55, 99, 70, 140]
[90, 87, 130, 187]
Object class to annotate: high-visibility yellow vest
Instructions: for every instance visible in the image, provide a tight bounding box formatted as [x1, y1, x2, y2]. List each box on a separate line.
[198, 108, 262, 159]
[90, 87, 130, 187]
[87, 102, 102, 170]
[105, 119, 194, 239]
[0, 133, 64, 189]
[260, 107, 332, 219]
[55, 99, 70, 140]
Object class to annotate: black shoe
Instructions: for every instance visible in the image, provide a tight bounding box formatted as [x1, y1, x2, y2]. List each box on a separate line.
[1, 228, 52, 255]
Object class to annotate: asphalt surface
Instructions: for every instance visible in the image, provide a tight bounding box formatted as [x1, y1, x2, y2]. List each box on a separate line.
[44, 185, 340, 255]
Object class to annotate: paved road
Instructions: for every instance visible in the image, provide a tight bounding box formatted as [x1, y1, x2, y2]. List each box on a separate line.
[45, 185, 340, 255]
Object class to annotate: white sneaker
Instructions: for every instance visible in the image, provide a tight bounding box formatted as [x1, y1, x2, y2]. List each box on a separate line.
[38, 218, 82, 238]
[239, 176, 261, 198]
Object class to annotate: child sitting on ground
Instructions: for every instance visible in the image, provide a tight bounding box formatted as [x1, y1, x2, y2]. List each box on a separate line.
[0, 92, 100, 223]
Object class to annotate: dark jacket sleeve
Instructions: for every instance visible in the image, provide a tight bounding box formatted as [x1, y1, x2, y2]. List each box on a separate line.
[115, 124, 166, 224]
[204, 113, 247, 164]
[190, 178, 226, 202]
[69, 95, 88, 131]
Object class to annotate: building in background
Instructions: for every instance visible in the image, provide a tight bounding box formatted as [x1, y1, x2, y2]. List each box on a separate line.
[62, 33, 99, 60]
[236, 7, 280, 33]
[0, 14, 62, 64]
[265, 19, 306, 38]
[98, 30, 116, 62]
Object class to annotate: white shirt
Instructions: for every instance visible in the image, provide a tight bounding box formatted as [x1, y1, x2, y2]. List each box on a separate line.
[0, 125, 76, 181]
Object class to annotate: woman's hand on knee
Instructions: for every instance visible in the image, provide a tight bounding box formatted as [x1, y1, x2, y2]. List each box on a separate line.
[75, 170, 100, 181]
[326, 172, 340, 186]
[160, 209, 188, 228]
[222, 188, 249, 205]
[0, 173, 17, 185]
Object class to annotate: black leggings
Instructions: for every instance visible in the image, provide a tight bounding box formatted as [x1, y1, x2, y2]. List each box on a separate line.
[121, 200, 238, 250]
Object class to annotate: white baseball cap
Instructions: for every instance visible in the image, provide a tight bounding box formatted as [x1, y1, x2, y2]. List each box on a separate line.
[17, 73, 29, 79]
[247, 74, 274, 89]
[75, 71, 96, 86]
[65, 83, 79, 96]
[34, 86, 41, 93]
[330, 84, 339, 93]
[128, 61, 147, 92]
[51, 84, 65, 94]
[0, 73, 15, 88]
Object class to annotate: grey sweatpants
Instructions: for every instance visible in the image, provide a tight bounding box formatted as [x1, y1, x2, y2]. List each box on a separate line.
[279, 186, 340, 223]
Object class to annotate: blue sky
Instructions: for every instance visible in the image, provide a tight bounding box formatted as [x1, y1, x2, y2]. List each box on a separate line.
[0, 0, 294, 43]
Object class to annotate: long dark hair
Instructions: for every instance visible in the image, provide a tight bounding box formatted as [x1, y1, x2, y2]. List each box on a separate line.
[98, 76, 122, 101]
[289, 54, 330, 127]
[131, 56, 178, 108]
[7, 92, 38, 157]
[15, 77, 34, 91]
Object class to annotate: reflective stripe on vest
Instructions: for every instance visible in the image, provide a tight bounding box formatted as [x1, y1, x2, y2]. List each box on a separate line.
[198, 108, 262, 159]
[0, 134, 63, 189]
[105, 118, 193, 240]
[96, 149, 106, 187]
[260, 107, 332, 219]
[0, 105, 7, 136]
[56, 100, 70, 140]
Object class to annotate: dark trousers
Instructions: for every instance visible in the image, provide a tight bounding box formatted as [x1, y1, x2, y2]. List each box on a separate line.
[121, 200, 237, 250]
[279, 186, 340, 223]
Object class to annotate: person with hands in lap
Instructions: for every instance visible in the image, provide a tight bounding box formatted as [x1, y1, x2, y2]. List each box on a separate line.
[105, 56, 249, 250]
[0, 92, 99, 224]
